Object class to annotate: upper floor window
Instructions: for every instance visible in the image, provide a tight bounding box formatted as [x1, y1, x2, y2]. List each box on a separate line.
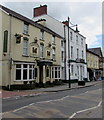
[61, 40, 64, 48]
[82, 50, 84, 59]
[52, 35, 55, 44]
[61, 51, 64, 62]
[23, 37, 28, 56]
[24, 23, 29, 34]
[70, 31, 73, 41]
[71, 65, 74, 76]
[81, 38, 83, 45]
[71, 46, 73, 59]
[76, 35, 78, 44]
[77, 48, 79, 59]
[3, 30, 8, 52]
[52, 47, 56, 60]
[40, 30, 44, 40]
[40, 44, 44, 58]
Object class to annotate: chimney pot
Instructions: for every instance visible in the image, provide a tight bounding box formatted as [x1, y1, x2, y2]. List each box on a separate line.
[33, 5, 47, 17]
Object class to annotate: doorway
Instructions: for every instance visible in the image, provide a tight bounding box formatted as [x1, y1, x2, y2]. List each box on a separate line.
[39, 66, 43, 83]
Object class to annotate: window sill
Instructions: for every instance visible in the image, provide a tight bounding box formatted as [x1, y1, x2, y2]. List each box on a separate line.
[23, 33, 30, 36]
[40, 39, 44, 41]
[52, 43, 56, 45]
[14, 79, 34, 82]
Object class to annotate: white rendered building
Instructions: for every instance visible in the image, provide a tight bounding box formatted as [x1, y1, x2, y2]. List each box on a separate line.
[33, 5, 87, 82]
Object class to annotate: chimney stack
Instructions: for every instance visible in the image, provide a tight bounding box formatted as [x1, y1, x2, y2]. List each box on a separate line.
[62, 20, 68, 26]
[33, 5, 47, 17]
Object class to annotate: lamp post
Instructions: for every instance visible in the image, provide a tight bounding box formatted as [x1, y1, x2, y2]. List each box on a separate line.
[68, 17, 71, 88]
[67, 17, 79, 88]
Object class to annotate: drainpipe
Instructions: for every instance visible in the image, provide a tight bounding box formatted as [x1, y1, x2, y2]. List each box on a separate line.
[64, 25, 66, 81]
[8, 14, 12, 90]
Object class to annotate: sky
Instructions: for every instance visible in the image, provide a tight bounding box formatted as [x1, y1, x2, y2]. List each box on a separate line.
[1, 0, 102, 49]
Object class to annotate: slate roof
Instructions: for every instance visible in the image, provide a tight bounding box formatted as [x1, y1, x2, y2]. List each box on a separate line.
[88, 48, 103, 57]
[0, 4, 63, 39]
[87, 49, 99, 57]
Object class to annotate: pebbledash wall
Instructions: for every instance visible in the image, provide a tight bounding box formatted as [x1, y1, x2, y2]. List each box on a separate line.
[33, 5, 87, 82]
[1, 5, 63, 89]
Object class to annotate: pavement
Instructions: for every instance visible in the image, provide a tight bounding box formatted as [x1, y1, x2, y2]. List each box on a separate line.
[0, 81, 101, 99]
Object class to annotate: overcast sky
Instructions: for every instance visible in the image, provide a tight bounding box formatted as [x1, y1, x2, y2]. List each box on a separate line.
[1, 1, 102, 48]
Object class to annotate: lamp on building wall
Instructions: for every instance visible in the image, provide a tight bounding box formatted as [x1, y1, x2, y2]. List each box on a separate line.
[67, 17, 79, 88]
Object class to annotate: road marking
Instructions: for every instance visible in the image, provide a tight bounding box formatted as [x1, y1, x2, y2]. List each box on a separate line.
[85, 91, 88, 93]
[3, 97, 11, 99]
[70, 113, 76, 118]
[13, 103, 34, 112]
[37, 95, 69, 104]
[69, 101, 102, 119]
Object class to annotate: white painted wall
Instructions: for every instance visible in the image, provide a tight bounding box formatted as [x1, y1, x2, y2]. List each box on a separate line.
[33, 14, 87, 81]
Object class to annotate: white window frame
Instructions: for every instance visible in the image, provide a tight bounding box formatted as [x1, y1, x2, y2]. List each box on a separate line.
[52, 48, 56, 60]
[23, 38, 28, 56]
[52, 67, 60, 79]
[24, 23, 29, 34]
[61, 40, 64, 48]
[40, 44, 44, 58]
[77, 48, 79, 59]
[70, 31, 73, 41]
[15, 63, 34, 81]
[71, 65, 74, 76]
[40, 30, 44, 40]
[81, 38, 83, 45]
[76, 35, 78, 44]
[61, 51, 64, 62]
[52, 35, 55, 44]
[71, 46, 73, 59]
[82, 50, 84, 59]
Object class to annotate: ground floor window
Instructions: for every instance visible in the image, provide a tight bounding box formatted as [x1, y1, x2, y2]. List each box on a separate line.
[15, 64, 34, 81]
[52, 67, 60, 79]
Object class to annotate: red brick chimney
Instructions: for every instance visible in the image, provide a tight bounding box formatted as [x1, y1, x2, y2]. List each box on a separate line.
[62, 20, 68, 26]
[33, 5, 47, 17]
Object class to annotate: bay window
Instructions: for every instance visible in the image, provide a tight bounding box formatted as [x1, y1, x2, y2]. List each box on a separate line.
[15, 64, 34, 81]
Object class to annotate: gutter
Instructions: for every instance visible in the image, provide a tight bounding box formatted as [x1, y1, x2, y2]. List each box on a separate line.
[8, 14, 12, 90]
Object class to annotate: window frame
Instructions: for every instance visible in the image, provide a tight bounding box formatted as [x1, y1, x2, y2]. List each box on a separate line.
[71, 46, 73, 59]
[40, 30, 44, 40]
[52, 47, 56, 60]
[70, 31, 73, 41]
[24, 23, 29, 34]
[76, 35, 78, 44]
[52, 35, 55, 44]
[77, 48, 79, 59]
[3, 30, 8, 52]
[52, 67, 60, 79]
[23, 37, 28, 56]
[40, 44, 44, 58]
[15, 63, 34, 81]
